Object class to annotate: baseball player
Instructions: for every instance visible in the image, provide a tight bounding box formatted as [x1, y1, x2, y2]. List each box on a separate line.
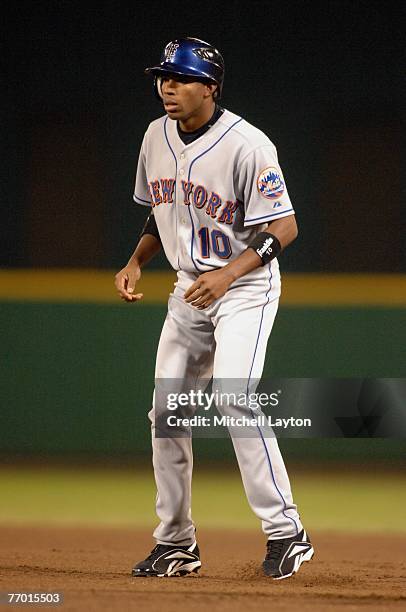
[115, 37, 314, 579]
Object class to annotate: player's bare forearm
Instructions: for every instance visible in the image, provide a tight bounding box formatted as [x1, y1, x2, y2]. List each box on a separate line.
[114, 234, 161, 302]
[129, 234, 162, 269]
[220, 215, 298, 283]
[184, 215, 298, 308]
[266, 215, 298, 249]
[185, 215, 298, 309]
[184, 251, 262, 308]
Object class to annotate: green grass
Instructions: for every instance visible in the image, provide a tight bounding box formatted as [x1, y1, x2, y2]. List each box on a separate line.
[0, 467, 405, 533]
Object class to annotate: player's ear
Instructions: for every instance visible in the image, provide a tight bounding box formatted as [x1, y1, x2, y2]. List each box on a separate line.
[204, 83, 218, 99]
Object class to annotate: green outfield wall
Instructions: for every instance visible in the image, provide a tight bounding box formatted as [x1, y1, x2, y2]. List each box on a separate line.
[1, 282, 406, 461]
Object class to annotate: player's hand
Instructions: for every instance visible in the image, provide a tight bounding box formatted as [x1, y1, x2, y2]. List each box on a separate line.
[114, 263, 143, 303]
[184, 269, 234, 309]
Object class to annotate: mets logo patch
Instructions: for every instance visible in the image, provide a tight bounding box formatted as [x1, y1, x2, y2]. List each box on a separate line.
[257, 167, 285, 200]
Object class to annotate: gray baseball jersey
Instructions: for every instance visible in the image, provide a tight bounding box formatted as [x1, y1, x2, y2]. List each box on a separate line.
[133, 109, 295, 276]
[133, 109, 302, 545]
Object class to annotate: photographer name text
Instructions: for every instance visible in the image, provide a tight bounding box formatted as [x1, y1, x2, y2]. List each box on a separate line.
[167, 415, 312, 428]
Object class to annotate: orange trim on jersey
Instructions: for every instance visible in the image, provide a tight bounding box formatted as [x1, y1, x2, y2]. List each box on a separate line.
[181, 180, 194, 205]
[150, 180, 162, 205]
[197, 226, 210, 258]
[205, 192, 222, 218]
[212, 230, 232, 259]
[160, 178, 175, 203]
[218, 200, 239, 224]
[193, 185, 208, 209]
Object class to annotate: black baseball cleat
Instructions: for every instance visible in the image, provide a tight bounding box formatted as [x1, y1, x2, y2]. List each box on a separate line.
[132, 542, 201, 577]
[263, 529, 314, 580]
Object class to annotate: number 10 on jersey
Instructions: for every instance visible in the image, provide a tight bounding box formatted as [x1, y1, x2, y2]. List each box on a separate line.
[197, 227, 232, 259]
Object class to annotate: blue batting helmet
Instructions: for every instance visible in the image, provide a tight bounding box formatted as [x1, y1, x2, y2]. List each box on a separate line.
[145, 37, 225, 99]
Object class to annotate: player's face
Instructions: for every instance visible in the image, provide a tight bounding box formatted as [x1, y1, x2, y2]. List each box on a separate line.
[160, 75, 216, 124]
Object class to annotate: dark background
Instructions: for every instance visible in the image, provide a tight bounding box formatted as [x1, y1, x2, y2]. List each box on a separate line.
[2, 1, 404, 272]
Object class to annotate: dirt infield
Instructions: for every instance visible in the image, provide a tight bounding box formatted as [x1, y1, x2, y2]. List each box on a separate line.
[0, 526, 405, 612]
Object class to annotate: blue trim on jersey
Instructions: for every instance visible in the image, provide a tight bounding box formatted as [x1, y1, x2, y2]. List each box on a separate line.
[196, 259, 220, 269]
[163, 117, 178, 174]
[133, 193, 151, 205]
[246, 265, 273, 385]
[244, 208, 294, 224]
[186, 203, 203, 273]
[188, 118, 243, 178]
[247, 264, 300, 536]
[187, 117, 244, 272]
[163, 118, 181, 268]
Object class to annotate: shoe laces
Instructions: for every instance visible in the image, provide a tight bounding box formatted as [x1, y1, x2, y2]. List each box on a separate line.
[265, 539, 284, 561]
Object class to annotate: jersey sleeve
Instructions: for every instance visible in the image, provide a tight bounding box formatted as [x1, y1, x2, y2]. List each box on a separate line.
[133, 134, 152, 207]
[238, 144, 295, 227]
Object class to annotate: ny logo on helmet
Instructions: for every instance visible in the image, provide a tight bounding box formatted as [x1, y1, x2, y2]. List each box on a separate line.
[165, 42, 179, 61]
